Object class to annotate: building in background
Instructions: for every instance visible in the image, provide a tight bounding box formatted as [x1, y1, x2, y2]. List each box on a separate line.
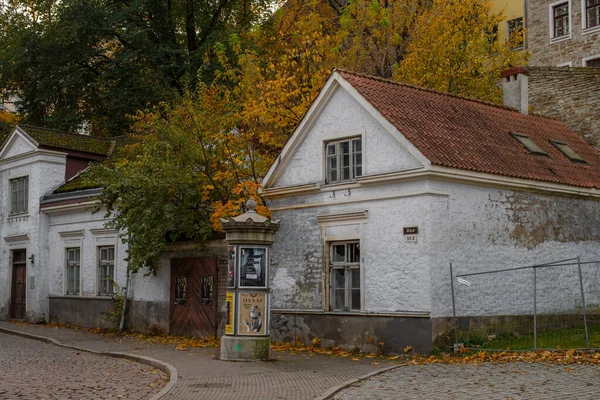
[526, 0, 600, 66]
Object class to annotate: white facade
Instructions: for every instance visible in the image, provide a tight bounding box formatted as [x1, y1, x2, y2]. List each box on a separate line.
[263, 72, 600, 328]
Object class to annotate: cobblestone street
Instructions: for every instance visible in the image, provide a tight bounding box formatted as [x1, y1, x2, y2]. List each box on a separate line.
[333, 362, 600, 400]
[0, 333, 167, 400]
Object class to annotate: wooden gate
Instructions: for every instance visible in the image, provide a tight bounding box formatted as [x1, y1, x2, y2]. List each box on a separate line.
[10, 250, 27, 319]
[170, 257, 217, 337]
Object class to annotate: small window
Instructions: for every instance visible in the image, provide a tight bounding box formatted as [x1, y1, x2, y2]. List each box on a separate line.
[512, 133, 548, 156]
[9, 176, 28, 215]
[66, 248, 81, 295]
[325, 137, 362, 183]
[98, 246, 115, 295]
[550, 140, 586, 162]
[552, 2, 570, 38]
[586, 0, 600, 29]
[507, 17, 524, 49]
[584, 57, 600, 67]
[330, 242, 361, 311]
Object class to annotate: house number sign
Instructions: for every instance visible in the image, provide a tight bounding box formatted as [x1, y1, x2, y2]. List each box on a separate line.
[403, 226, 418, 243]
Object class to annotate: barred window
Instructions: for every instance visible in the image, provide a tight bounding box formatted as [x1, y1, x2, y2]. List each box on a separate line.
[98, 246, 115, 295]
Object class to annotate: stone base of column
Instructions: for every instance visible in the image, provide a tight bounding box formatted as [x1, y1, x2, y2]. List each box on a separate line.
[220, 336, 271, 361]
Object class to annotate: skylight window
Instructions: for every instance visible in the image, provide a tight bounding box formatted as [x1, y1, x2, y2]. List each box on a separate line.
[550, 140, 586, 163]
[511, 133, 548, 156]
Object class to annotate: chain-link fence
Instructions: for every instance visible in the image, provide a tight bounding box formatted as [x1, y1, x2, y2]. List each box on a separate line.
[449, 257, 600, 351]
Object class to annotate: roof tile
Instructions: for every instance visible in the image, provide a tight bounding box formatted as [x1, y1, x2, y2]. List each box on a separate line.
[337, 69, 600, 190]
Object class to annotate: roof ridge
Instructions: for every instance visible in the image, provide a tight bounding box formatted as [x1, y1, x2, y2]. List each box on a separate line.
[332, 67, 522, 113]
[19, 124, 116, 141]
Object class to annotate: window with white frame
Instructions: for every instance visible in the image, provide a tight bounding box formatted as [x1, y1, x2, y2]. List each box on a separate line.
[98, 246, 115, 295]
[9, 176, 28, 215]
[329, 242, 361, 311]
[66, 248, 81, 295]
[325, 137, 362, 183]
[551, 2, 570, 38]
[584, 56, 600, 67]
[585, 0, 600, 29]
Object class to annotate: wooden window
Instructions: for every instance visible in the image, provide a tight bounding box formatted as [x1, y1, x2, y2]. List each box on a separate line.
[98, 246, 115, 295]
[9, 176, 28, 215]
[330, 242, 360, 311]
[585, 57, 600, 67]
[325, 137, 362, 183]
[507, 17, 524, 49]
[587, 0, 600, 28]
[553, 3, 570, 37]
[66, 248, 81, 295]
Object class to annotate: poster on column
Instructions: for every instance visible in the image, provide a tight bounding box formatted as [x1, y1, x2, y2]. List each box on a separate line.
[225, 292, 235, 335]
[237, 292, 267, 336]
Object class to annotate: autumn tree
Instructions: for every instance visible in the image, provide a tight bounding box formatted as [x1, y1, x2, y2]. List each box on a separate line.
[395, 0, 526, 102]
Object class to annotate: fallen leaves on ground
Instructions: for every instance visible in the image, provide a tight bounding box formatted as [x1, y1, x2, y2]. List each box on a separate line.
[410, 349, 600, 366]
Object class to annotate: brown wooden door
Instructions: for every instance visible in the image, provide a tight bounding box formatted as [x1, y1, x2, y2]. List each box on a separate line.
[10, 250, 27, 319]
[170, 257, 217, 338]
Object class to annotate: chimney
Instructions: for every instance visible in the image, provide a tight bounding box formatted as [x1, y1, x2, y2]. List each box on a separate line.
[501, 67, 529, 115]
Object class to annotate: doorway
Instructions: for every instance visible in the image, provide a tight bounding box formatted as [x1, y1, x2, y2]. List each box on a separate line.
[170, 257, 217, 337]
[10, 250, 27, 319]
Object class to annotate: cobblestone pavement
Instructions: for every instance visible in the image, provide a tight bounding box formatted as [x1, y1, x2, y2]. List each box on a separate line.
[0, 333, 168, 400]
[332, 362, 600, 400]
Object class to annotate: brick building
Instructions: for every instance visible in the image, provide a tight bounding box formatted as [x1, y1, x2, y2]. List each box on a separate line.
[526, 0, 600, 66]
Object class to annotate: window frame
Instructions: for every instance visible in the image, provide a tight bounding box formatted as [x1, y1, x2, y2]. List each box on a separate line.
[506, 17, 524, 50]
[582, 0, 600, 33]
[324, 136, 363, 184]
[511, 132, 548, 156]
[329, 241, 361, 312]
[65, 248, 81, 295]
[550, 140, 586, 163]
[549, 1, 572, 42]
[9, 176, 29, 216]
[582, 55, 600, 67]
[98, 246, 115, 296]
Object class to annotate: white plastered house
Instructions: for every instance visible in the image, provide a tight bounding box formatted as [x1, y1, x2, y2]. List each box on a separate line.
[263, 69, 600, 353]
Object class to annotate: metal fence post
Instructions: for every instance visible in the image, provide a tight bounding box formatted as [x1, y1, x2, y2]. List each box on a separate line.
[577, 256, 590, 349]
[533, 266, 537, 350]
[450, 263, 457, 345]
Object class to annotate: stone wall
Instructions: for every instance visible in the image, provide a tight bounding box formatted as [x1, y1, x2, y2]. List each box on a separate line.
[527, 0, 600, 66]
[527, 67, 600, 148]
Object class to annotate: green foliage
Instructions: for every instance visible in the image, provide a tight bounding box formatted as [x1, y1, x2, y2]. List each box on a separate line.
[0, 0, 274, 135]
[102, 279, 126, 325]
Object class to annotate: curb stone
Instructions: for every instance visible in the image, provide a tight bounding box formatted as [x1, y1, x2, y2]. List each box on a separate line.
[313, 363, 407, 400]
[0, 326, 177, 400]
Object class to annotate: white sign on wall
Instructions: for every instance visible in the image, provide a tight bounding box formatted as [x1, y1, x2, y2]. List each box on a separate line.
[403, 226, 418, 243]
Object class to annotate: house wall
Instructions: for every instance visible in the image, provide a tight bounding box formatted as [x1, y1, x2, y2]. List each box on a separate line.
[428, 179, 600, 344]
[128, 240, 228, 336]
[491, 0, 524, 42]
[45, 208, 129, 328]
[527, 0, 600, 66]
[0, 140, 67, 322]
[274, 86, 421, 188]
[526, 67, 600, 148]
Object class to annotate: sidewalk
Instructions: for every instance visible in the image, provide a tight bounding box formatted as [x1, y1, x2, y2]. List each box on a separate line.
[0, 321, 403, 400]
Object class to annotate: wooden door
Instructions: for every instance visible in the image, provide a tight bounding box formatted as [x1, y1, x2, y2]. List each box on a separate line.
[10, 250, 27, 319]
[170, 257, 217, 337]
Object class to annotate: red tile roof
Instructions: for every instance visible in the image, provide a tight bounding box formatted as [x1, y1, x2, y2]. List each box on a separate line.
[336, 69, 600, 189]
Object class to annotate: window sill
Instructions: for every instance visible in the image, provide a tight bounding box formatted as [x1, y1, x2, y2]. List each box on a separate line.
[7, 214, 29, 222]
[549, 34, 572, 44]
[49, 294, 114, 300]
[582, 25, 600, 36]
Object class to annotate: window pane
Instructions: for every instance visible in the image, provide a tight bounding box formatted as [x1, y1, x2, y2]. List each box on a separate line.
[332, 245, 345, 262]
[350, 268, 360, 289]
[352, 139, 361, 152]
[340, 141, 350, 155]
[333, 268, 346, 289]
[108, 247, 115, 260]
[349, 243, 360, 263]
[333, 289, 345, 310]
[341, 167, 350, 181]
[350, 289, 361, 310]
[327, 143, 336, 156]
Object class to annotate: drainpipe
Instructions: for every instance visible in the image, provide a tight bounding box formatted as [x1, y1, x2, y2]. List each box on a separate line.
[119, 235, 131, 332]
